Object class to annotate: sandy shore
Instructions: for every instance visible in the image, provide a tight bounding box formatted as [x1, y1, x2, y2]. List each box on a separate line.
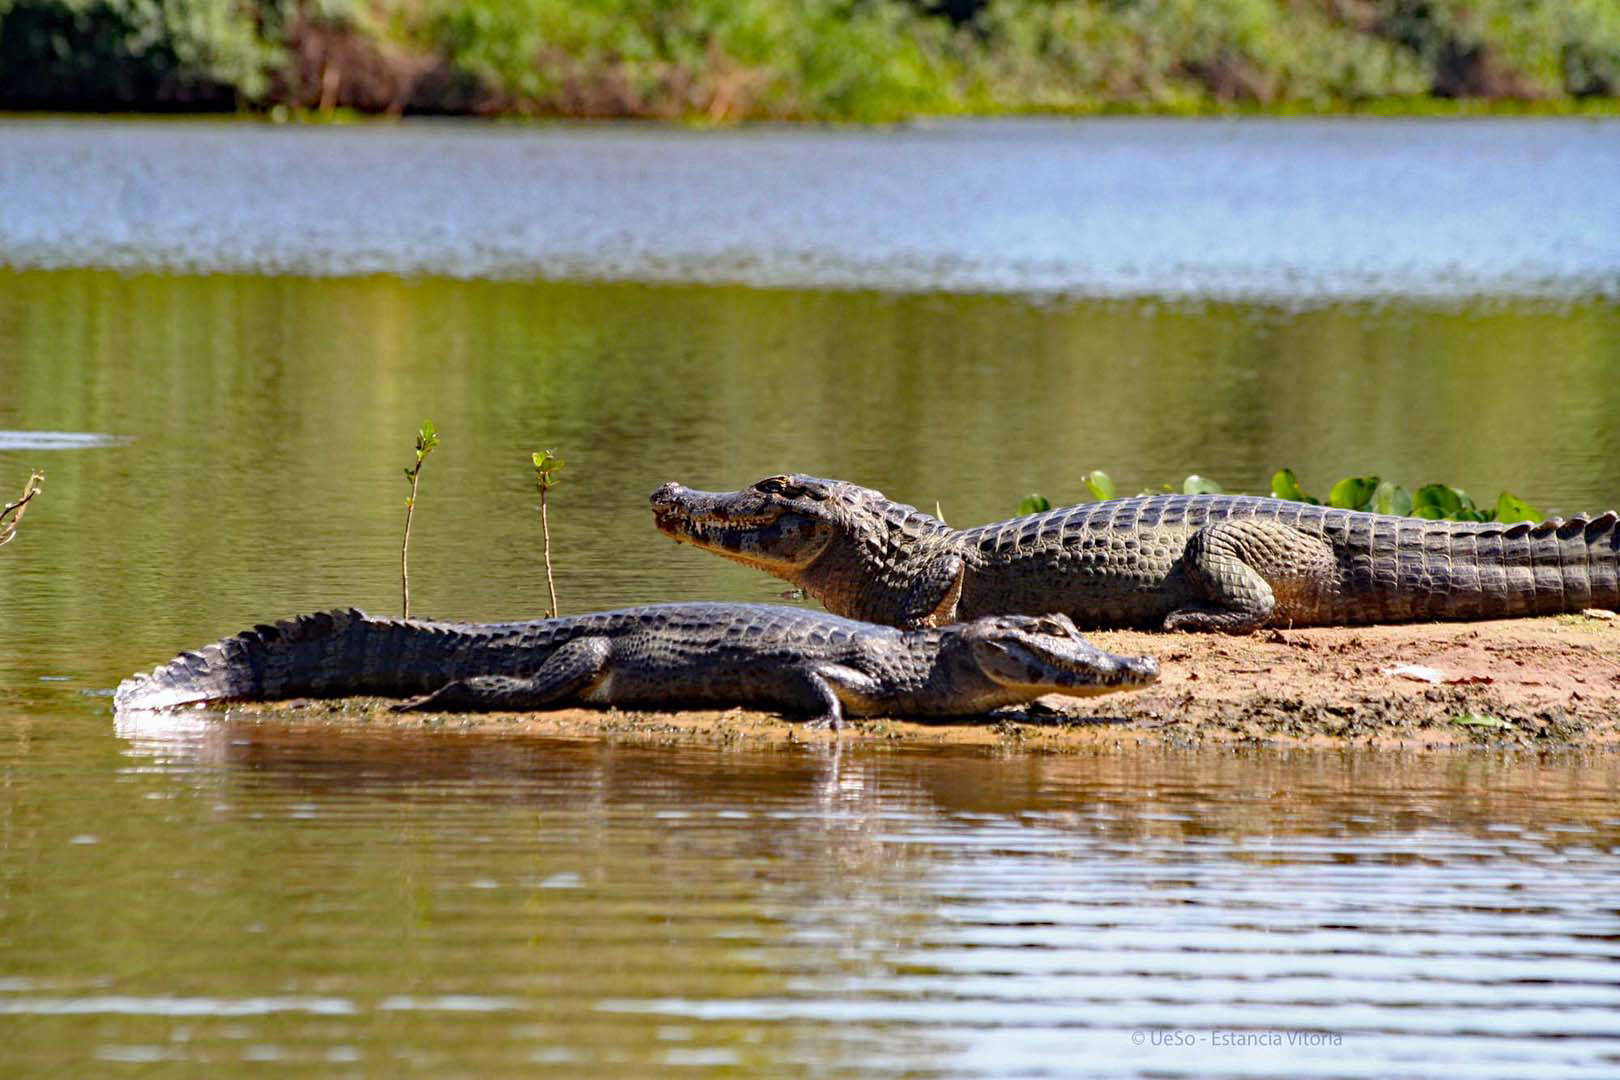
[207, 613, 1620, 753]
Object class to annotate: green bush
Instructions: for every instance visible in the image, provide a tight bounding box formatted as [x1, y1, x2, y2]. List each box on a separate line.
[964, 0, 1429, 107]
[1, 0, 1615, 116]
[424, 0, 957, 120]
[0, 0, 276, 106]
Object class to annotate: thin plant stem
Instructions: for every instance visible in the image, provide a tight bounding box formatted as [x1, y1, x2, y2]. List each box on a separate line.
[400, 421, 439, 619]
[0, 471, 44, 548]
[540, 488, 558, 618]
[402, 470, 421, 618]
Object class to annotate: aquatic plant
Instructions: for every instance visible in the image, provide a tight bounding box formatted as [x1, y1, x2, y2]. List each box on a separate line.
[1020, 467, 1543, 524]
[1267, 470, 1541, 523]
[1014, 494, 1050, 516]
[531, 448, 565, 617]
[0, 470, 43, 548]
[400, 419, 439, 619]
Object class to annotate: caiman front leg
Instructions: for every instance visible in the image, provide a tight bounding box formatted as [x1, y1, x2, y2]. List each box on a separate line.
[393, 636, 614, 712]
[1164, 520, 1337, 633]
[898, 554, 965, 628]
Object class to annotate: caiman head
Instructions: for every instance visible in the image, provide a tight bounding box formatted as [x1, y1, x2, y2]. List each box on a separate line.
[649, 474, 961, 625]
[650, 475, 848, 573]
[959, 613, 1159, 702]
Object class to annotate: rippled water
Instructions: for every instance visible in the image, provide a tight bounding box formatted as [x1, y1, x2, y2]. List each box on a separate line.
[5, 720, 1619, 1076]
[2, 118, 1617, 298]
[3, 119, 1620, 1076]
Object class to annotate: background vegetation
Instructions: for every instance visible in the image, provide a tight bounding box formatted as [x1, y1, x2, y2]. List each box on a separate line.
[2, 0, 1617, 120]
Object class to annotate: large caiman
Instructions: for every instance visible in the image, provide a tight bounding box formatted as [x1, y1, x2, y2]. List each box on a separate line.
[650, 475, 1620, 632]
[114, 602, 1157, 728]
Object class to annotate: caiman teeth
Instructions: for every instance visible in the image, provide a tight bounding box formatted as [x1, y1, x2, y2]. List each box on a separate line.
[655, 511, 777, 533]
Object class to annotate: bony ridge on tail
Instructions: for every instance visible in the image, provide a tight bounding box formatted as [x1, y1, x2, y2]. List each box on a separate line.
[115, 603, 1158, 730]
[651, 474, 1620, 632]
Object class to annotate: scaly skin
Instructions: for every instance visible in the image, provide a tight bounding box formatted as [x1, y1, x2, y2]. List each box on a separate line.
[650, 476, 1620, 632]
[114, 603, 1158, 728]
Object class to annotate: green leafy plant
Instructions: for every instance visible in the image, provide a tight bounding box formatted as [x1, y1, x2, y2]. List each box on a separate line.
[1372, 480, 1413, 517]
[1015, 493, 1051, 516]
[1265, 470, 1538, 523]
[1328, 475, 1379, 510]
[1069, 465, 1544, 524]
[0, 470, 43, 548]
[400, 420, 439, 619]
[1083, 470, 1116, 501]
[532, 448, 565, 618]
[1270, 468, 1317, 504]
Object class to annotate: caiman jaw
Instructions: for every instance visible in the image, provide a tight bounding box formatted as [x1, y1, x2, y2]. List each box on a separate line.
[968, 614, 1159, 698]
[650, 482, 834, 574]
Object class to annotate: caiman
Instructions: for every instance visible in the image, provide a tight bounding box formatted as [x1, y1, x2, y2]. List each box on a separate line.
[650, 475, 1620, 632]
[114, 603, 1158, 728]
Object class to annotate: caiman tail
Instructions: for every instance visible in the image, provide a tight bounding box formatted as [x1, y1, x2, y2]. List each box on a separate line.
[1446, 511, 1620, 620]
[114, 609, 492, 710]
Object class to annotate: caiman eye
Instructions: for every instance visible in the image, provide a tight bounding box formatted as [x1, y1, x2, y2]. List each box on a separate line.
[755, 476, 790, 495]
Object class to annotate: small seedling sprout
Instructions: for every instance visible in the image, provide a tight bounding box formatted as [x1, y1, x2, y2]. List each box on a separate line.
[532, 449, 565, 618]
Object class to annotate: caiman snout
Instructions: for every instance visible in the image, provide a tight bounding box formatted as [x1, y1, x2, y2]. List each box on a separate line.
[650, 482, 695, 532]
[649, 481, 686, 509]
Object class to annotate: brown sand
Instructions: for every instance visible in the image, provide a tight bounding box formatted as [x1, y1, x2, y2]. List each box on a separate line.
[219, 612, 1620, 753]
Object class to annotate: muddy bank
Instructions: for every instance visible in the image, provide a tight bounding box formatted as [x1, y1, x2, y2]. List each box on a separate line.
[202, 614, 1620, 752]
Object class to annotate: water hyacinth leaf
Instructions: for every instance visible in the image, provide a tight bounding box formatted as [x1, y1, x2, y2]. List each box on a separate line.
[1329, 475, 1380, 511]
[1412, 484, 1462, 519]
[1015, 494, 1051, 516]
[1183, 474, 1224, 495]
[1495, 492, 1541, 524]
[1372, 480, 1413, 517]
[1451, 488, 1487, 522]
[1270, 468, 1313, 503]
[1083, 470, 1116, 501]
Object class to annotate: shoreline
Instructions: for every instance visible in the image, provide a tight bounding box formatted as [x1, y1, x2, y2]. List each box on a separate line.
[203, 614, 1620, 753]
[6, 99, 1620, 125]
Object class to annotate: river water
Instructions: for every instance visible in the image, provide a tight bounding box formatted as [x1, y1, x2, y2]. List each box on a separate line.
[2, 119, 1619, 1076]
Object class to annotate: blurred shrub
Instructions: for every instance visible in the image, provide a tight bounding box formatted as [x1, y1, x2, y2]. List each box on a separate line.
[0, 0, 276, 107]
[963, 0, 1431, 107]
[424, 0, 958, 121]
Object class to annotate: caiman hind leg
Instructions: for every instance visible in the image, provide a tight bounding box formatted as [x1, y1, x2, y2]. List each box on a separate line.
[1165, 520, 1337, 633]
[796, 663, 884, 732]
[393, 637, 614, 712]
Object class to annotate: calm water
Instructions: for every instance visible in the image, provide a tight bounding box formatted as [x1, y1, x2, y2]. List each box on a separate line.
[3, 120, 1620, 1076]
[2, 118, 1618, 298]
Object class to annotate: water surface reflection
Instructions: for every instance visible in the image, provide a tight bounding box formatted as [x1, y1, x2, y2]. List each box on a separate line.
[8, 715, 1612, 1075]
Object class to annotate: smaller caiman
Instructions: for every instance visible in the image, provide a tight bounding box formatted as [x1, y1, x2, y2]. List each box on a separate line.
[114, 603, 1158, 728]
[650, 475, 1620, 632]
